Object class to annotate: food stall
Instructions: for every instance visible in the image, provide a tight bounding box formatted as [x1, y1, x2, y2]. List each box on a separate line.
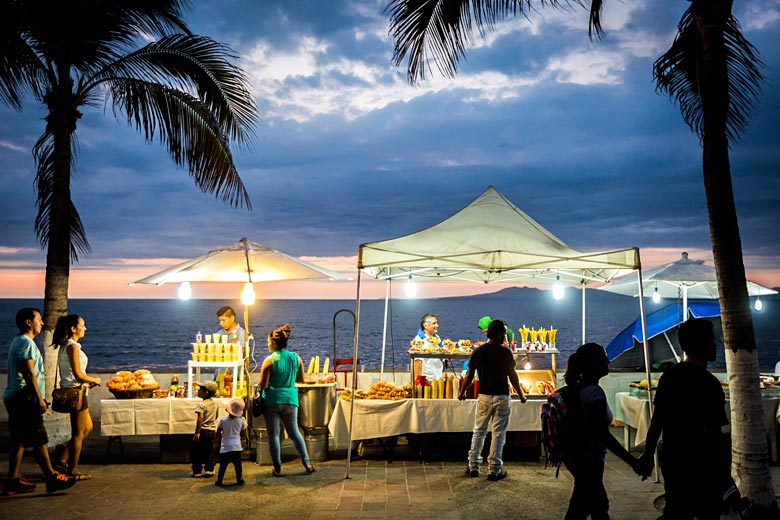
[342, 185, 644, 474]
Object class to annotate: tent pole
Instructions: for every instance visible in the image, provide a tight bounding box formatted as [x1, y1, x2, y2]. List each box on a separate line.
[380, 279, 390, 380]
[581, 281, 586, 344]
[682, 286, 689, 322]
[635, 266, 659, 483]
[345, 268, 363, 479]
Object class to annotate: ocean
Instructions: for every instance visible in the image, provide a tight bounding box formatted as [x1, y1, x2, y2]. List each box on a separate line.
[1, 288, 779, 375]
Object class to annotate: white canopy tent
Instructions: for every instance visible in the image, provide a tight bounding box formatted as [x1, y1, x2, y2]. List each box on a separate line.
[344, 186, 648, 476]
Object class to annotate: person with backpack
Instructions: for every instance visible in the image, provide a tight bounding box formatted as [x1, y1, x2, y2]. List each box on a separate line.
[560, 342, 641, 520]
[458, 319, 526, 481]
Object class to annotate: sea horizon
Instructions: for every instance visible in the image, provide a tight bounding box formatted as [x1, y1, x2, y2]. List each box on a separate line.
[2, 288, 778, 373]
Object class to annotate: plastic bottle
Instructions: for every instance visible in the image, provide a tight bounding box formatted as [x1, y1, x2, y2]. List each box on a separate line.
[195, 331, 203, 343]
[223, 370, 233, 397]
[181, 381, 189, 398]
[170, 374, 179, 395]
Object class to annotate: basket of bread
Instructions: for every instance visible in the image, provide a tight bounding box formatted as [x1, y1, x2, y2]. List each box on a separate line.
[107, 369, 160, 399]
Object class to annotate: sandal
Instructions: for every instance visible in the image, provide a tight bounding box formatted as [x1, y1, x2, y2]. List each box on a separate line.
[304, 464, 315, 474]
[271, 466, 283, 477]
[67, 472, 93, 481]
[53, 462, 68, 474]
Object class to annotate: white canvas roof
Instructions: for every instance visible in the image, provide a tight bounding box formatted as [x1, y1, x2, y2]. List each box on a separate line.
[358, 186, 639, 285]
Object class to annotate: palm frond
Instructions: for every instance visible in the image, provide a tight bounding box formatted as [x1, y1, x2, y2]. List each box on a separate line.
[32, 131, 91, 261]
[107, 78, 251, 209]
[89, 34, 257, 147]
[385, 0, 579, 84]
[653, 8, 764, 143]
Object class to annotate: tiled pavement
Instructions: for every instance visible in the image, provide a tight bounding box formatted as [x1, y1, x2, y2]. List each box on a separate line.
[1, 429, 777, 519]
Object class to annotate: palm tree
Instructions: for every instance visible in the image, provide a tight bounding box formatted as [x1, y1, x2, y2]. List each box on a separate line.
[1, 0, 257, 394]
[385, 0, 774, 513]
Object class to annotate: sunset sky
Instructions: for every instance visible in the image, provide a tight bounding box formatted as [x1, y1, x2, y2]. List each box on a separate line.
[1, 1, 778, 300]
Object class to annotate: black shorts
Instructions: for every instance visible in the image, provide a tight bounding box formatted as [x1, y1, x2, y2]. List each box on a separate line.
[3, 386, 49, 447]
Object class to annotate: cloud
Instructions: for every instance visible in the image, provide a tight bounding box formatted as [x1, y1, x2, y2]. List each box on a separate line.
[0, 139, 27, 152]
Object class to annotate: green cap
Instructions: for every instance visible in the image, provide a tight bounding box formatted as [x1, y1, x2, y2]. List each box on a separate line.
[478, 316, 493, 331]
[506, 327, 515, 342]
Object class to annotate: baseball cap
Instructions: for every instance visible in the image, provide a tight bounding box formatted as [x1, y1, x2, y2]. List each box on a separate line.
[195, 380, 218, 396]
[478, 316, 493, 331]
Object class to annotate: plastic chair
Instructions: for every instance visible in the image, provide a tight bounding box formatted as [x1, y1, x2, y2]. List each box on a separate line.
[334, 357, 359, 388]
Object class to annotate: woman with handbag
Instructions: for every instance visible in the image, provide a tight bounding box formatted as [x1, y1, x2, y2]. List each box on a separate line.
[52, 315, 102, 480]
[258, 325, 314, 476]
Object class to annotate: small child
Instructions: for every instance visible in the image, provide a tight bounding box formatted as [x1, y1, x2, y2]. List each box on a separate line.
[214, 397, 247, 486]
[190, 381, 219, 478]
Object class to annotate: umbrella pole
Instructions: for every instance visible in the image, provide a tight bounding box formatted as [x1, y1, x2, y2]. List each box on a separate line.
[581, 281, 586, 344]
[636, 268, 659, 483]
[345, 268, 362, 479]
[682, 286, 689, 322]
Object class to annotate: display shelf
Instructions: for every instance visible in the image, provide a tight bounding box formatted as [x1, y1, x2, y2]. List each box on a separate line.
[187, 358, 244, 398]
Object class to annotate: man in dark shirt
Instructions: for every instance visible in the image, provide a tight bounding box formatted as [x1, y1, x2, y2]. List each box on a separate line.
[459, 320, 526, 481]
[638, 318, 731, 519]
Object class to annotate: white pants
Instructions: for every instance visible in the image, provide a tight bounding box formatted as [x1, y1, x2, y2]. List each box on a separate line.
[467, 394, 511, 474]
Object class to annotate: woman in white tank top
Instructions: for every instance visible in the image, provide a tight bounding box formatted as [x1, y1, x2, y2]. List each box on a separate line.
[52, 315, 102, 479]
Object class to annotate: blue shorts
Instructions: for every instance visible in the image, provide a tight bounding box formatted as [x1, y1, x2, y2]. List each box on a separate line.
[4, 386, 49, 447]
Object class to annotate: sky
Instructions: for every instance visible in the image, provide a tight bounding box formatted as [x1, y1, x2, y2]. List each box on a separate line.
[1, 0, 779, 300]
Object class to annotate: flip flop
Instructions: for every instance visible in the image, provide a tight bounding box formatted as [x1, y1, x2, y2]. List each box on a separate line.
[67, 473, 93, 481]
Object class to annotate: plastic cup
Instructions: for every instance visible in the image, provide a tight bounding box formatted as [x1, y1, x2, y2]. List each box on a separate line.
[207, 353, 216, 362]
[191, 352, 198, 361]
[192, 343, 199, 352]
[205, 334, 212, 343]
[221, 334, 229, 344]
[207, 344, 215, 354]
[216, 353, 224, 362]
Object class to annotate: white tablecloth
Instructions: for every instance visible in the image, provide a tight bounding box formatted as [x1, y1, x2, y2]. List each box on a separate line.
[101, 398, 229, 436]
[615, 392, 779, 462]
[328, 397, 543, 447]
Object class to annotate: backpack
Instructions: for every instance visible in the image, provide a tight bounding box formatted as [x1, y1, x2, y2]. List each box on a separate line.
[540, 385, 580, 477]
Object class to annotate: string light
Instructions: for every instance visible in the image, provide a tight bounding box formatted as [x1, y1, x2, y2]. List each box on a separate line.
[178, 281, 192, 300]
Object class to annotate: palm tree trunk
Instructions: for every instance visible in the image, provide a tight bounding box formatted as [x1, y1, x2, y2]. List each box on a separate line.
[691, 0, 775, 510]
[40, 81, 78, 400]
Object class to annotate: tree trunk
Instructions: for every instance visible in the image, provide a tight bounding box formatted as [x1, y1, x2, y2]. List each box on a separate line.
[40, 79, 79, 401]
[691, 0, 776, 511]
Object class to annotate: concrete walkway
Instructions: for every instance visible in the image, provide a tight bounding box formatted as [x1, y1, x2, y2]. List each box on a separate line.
[0, 426, 681, 520]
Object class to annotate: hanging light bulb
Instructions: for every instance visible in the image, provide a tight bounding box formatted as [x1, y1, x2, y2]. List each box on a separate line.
[241, 282, 256, 305]
[404, 274, 417, 298]
[553, 275, 564, 300]
[522, 356, 532, 371]
[652, 287, 661, 304]
[178, 281, 192, 300]
[754, 297, 763, 312]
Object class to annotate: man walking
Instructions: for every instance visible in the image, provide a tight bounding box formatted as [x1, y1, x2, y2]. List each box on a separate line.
[3, 308, 77, 496]
[459, 319, 526, 480]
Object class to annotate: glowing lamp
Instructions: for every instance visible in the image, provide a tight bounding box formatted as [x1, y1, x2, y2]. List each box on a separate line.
[652, 287, 661, 304]
[552, 276, 564, 300]
[241, 282, 256, 305]
[178, 281, 192, 300]
[404, 275, 417, 298]
[754, 297, 763, 312]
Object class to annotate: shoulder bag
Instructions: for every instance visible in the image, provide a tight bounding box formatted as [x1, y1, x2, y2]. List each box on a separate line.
[51, 349, 85, 413]
[252, 388, 266, 417]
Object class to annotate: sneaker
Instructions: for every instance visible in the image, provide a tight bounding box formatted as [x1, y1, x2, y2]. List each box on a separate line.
[465, 466, 479, 478]
[191, 473, 203, 478]
[2, 477, 37, 496]
[46, 473, 77, 493]
[214, 481, 224, 487]
[202, 471, 214, 477]
[487, 469, 508, 481]
[236, 479, 245, 485]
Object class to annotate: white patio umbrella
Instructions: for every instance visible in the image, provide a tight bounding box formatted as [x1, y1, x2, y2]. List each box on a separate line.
[599, 251, 777, 319]
[130, 237, 349, 371]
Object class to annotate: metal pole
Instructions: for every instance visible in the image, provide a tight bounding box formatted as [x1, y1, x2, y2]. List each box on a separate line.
[345, 268, 362, 479]
[581, 281, 587, 344]
[636, 266, 659, 483]
[682, 286, 689, 322]
[380, 279, 390, 380]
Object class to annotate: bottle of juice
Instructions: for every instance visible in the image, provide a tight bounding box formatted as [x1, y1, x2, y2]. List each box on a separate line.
[223, 370, 233, 397]
[170, 374, 179, 395]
